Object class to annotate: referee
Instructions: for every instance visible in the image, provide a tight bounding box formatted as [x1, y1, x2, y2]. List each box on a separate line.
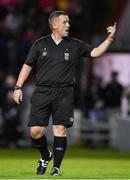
[13, 11, 116, 176]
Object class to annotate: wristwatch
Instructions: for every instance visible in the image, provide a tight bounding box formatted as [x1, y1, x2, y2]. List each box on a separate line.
[14, 85, 22, 90]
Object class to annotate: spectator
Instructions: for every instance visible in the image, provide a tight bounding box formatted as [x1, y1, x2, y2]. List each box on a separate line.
[85, 76, 106, 121]
[0, 69, 5, 109]
[121, 85, 130, 117]
[23, 6, 41, 31]
[104, 71, 123, 109]
[2, 74, 22, 148]
[4, 5, 23, 35]
[38, 0, 56, 13]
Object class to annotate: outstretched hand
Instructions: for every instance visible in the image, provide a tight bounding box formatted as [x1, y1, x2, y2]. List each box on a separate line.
[106, 22, 117, 38]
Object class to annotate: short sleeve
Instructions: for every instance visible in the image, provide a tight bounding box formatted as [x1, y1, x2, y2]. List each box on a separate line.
[77, 40, 94, 58]
[24, 42, 38, 67]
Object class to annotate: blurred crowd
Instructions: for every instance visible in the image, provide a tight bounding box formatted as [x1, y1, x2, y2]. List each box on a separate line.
[0, 0, 84, 75]
[84, 71, 123, 121]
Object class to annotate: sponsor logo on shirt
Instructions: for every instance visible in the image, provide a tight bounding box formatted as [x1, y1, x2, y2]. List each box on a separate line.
[42, 48, 47, 56]
[69, 117, 74, 122]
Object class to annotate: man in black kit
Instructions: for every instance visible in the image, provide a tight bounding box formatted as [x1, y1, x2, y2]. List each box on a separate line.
[13, 11, 116, 176]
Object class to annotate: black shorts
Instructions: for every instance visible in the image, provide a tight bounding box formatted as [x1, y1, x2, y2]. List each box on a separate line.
[28, 86, 74, 128]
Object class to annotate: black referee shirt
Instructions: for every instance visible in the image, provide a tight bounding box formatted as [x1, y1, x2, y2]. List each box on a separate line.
[25, 34, 94, 87]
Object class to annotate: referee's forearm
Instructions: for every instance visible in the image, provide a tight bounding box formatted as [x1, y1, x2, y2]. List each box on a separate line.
[90, 38, 112, 57]
[16, 64, 32, 87]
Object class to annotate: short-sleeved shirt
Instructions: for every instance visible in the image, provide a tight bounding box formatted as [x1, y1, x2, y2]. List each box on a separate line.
[25, 34, 94, 87]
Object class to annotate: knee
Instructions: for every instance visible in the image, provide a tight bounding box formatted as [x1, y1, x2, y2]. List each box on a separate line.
[53, 125, 67, 136]
[30, 126, 44, 139]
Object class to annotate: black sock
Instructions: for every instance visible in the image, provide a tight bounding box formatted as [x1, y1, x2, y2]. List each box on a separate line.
[32, 135, 50, 160]
[53, 136, 67, 169]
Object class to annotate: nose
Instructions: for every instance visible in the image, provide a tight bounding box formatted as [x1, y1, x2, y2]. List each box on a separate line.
[67, 22, 70, 28]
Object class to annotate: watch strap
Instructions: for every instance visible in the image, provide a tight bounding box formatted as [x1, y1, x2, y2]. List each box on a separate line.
[14, 85, 22, 90]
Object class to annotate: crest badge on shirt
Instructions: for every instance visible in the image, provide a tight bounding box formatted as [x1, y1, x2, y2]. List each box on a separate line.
[64, 48, 69, 60]
[42, 48, 47, 56]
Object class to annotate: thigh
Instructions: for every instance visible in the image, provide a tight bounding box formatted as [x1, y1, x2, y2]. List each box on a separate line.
[52, 87, 74, 128]
[28, 87, 52, 127]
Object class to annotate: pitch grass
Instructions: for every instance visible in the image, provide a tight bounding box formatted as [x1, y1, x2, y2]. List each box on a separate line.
[0, 147, 130, 179]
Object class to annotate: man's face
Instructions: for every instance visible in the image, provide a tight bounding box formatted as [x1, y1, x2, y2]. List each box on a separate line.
[52, 15, 70, 37]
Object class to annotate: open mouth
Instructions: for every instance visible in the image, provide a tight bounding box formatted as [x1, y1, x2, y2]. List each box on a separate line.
[65, 29, 69, 33]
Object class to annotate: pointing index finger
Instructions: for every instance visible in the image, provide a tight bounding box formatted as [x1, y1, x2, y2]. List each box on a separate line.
[114, 22, 117, 27]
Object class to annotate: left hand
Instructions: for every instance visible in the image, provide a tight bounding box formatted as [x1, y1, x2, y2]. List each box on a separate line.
[106, 22, 117, 38]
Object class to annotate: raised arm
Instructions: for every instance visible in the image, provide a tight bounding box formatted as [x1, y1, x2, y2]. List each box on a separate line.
[90, 22, 116, 58]
[13, 64, 32, 104]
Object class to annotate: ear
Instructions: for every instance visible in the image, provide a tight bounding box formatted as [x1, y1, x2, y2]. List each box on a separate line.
[52, 22, 57, 29]
[52, 20, 58, 29]
[51, 17, 59, 30]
